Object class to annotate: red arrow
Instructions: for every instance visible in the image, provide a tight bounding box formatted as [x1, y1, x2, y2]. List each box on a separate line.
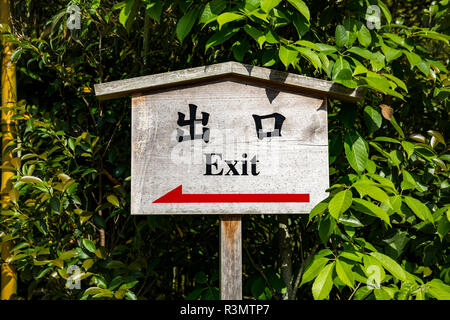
[153, 185, 310, 203]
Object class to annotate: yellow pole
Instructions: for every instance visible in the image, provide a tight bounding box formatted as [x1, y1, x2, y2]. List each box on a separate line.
[1, 0, 17, 299]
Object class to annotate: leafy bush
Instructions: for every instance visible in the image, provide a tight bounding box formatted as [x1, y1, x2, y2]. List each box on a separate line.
[0, 0, 448, 300]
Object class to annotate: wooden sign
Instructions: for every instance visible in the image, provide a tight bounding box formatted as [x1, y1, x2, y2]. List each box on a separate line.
[95, 61, 364, 300]
[95, 62, 364, 216]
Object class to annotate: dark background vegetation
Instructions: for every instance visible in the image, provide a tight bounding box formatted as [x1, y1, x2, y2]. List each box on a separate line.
[0, 0, 448, 300]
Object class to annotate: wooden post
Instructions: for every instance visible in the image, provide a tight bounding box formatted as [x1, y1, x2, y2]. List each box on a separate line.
[220, 215, 242, 300]
[1, 0, 17, 300]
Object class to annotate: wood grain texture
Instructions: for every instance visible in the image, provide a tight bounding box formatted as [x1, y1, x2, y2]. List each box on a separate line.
[220, 215, 242, 300]
[95, 61, 365, 102]
[131, 80, 330, 215]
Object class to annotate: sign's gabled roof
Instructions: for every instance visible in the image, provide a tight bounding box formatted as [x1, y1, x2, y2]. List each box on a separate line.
[94, 61, 365, 102]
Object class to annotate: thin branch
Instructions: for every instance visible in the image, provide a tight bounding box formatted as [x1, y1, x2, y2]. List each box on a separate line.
[292, 243, 319, 298]
[278, 215, 293, 299]
[348, 282, 361, 300]
[243, 243, 277, 299]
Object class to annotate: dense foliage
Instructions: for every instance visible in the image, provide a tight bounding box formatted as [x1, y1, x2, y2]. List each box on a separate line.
[0, 0, 448, 300]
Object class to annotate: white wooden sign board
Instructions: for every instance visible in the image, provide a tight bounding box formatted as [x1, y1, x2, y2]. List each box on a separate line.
[95, 62, 364, 215]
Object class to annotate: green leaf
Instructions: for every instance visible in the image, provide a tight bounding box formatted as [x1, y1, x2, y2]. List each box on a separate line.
[83, 259, 94, 271]
[59, 250, 78, 260]
[312, 262, 334, 300]
[427, 279, 450, 300]
[11, 243, 29, 253]
[261, 0, 282, 13]
[94, 215, 107, 229]
[344, 131, 369, 174]
[292, 13, 309, 38]
[334, 69, 357, 88]
[358, 24, 371, 47]
[329, 133, 342, 165]
[383, 74, 407, 92]
[374, 287, 394, 300]
[414, 31, 450, 43]
[262, 48, 278, 66]
[205, 26, 240, 52]
[427, 130, 446, 146]
[82, 239, 96, 253]
[295, 40, 319, 50]
[383, 33, 413, 51]
[279, 45, 299, 69]
[335, 24, 348, 48]
[244, 0, 261, 11]
[381, 45, 403, 63]
[84, 287, 113, 298]
[295, 47, 321, 70]
[309, 197, 330, 221]
[216, 12, 244, 29]
[336, 259, 355, 289]
[147, 0, 163, 22]
[353, 65, 368, 76]
[20, 176, 43, 184]
[301, 257, 329, 285]
[107, 194, 120, 207]
[329, 190, 352, 220]
[332, 56, 351, 80]
[343, 18, 358, 47]
[119, 0, 134, 27]
[373, 136, 400, 144]
[232, 40, 250, 62]
[50, 258, 64, 268]
[369, 252, 407, 281]
[250, 277, 268, 299]
[247, 8, 269, 23]
[389, 150, 403, 166]
[244, 25, 266, 48]
[364, 76, 389, 90]
[353, 286, 373, 300]
[352, 198, 391, 226]
[318, 215, 336, 244]
[437, 211, 450, 241]
[339, 214, 365, 227]
[353, 182, 390, 204]
[316, 43, 337, 54]
[414, 145, 437, 160]
[287, 0, 310, 21]
[367, 174, 396, 193]
[199, 0, 226, 24]
[382, 230, 409, 259]
[363, 106, 382, 134]
[364, 77, 404, 100]
[11, 48, 23, 62]
[176, 9, 200, 43]
[120, 281, 138, 290]
[377, 0, 392, 24]
[347, 47, 385, 71]
[390, 116, 405, 138]
[36, 266, 52, 280]
[347, 46, 373, 60]
[404, 51, 422, 68]
[401, 170, 416, 190]
[403, 196, 434, 224]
